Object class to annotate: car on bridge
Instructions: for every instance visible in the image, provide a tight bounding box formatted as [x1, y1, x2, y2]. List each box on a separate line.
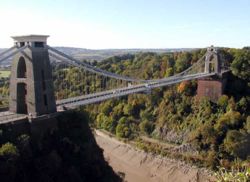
[144, 83, 151, 88]
[112, 90, 120, 94]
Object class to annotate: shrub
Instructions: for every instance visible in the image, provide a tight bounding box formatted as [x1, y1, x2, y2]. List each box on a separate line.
[0, 142, 19, 160]
[215, 166, 250, 182]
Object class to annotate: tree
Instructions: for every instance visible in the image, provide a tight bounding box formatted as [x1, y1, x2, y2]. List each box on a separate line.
[115, 116, 138, 139]
[223, 130, 250, 159]
[165, 67, 174, 77]
[96, 113, 113, 131]
[245, 116, 250, 133]
[0, 142, 19, 160]
[177, 81, 193, 95]
[175, 52, 192, 73]
[237, 97, 248, 113]
[116, 117, 131, 138]
[215, 111, 242, 135]
[227, 97, 236, 111]
[123, 104, 134, 116]
[218, 95, 229, 112]
[139, 109, 153, 122]
[139, 120, 154, 135]
[101, 101, 113, 115]
[231, 50, 250, 80]
[112, 103, 124, 121]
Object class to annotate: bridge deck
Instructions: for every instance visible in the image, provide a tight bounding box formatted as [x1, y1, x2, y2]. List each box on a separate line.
[0, 111, 27, 124]
[57, 72, 215, 108]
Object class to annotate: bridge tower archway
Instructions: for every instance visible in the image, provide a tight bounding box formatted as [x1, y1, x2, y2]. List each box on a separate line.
[204, 46, 220, 74]
[17, 57, 27, 78]
[9, 35, 56, 117]
[16, 83, 27, 114]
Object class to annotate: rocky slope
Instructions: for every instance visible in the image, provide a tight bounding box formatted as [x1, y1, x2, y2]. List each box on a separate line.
[95, 129, 215, 182]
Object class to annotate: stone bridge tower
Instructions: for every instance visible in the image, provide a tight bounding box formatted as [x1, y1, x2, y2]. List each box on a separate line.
[197, 46, 227, 102]
[9, 35, 56, 116]
[204, 46, 220, 74]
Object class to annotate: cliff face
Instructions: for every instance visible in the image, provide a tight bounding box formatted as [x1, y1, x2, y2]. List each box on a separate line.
[0, 111, 122, 182]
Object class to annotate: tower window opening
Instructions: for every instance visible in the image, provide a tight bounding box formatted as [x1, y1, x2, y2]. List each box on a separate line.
[24, 85, 27, 95]
[17, 57, 27, 78]
[44, 94, 48, 106]
[20, 42, 25, 47]
[209, 63, 215, 72]
[16, 83, 28, 114]
[42, 81, 46, 90]
[41, 70, 46, 90]
[41, 70, 45, 79]
[34, 42, 44, 48]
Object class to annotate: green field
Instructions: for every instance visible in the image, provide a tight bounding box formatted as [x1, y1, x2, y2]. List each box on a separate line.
[0, 70, 11, 78]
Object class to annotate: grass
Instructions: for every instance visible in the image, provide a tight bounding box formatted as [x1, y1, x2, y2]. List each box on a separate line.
[0, 71, 10, 78]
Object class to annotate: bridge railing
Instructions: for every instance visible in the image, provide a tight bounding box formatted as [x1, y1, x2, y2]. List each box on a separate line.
[0, 111, 27, 124]
[56, 72, 216, 108]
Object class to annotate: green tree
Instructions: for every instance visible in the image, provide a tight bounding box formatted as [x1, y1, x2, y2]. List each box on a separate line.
[237, 97, 248, 113]
[224, 130, 250, 159]
[245, 116, 250, 133]
[175, 52, 191, 73]
[0, 142, 19, 160]
[139, 120, 154, 135]
[116, 117, 131, 138]
[96, 113, 113, 131]
[165, 67, 174, 77]
[101, 101, 113, 115]
[215, 111, 242, 136]
[218, 95, 229, 112]
[231, 50, 250, 80]
[123, 104, 134, 116]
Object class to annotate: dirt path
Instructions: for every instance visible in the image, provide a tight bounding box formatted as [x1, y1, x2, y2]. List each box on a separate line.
[94, 130, 214, 182]
[139, 135, 177, 148]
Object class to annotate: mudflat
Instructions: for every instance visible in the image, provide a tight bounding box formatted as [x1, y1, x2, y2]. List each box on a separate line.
[94, 129, 215, 182]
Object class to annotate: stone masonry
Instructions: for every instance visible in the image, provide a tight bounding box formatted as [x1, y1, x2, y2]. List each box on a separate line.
[9, 35, 56, 116]
[197, 46, 226, 102]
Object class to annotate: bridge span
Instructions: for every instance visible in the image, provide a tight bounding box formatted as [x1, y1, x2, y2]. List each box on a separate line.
[0, 35, 229, 124]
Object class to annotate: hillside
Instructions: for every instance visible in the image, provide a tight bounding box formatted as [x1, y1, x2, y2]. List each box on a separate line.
[54, 47, 195, 61]
[0, 47, 194, 66]
[47, 47, 249, 169]
[78, 48, 250, 170]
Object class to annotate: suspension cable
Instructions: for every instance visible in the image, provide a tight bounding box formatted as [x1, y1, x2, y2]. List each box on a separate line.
[0, 45, 28, 64]
[47, 45, 145, 83]
[0, 46, 17, 57]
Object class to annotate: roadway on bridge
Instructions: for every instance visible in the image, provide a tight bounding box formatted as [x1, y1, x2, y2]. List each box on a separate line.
[0, 111, 27, 124]
[57, 72, 215, 108]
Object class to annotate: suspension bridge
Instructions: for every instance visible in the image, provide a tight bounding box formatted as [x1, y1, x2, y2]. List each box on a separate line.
[0, 35, 229, 123]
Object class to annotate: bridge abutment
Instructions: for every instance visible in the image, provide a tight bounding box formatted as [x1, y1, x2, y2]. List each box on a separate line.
[197, 46, 227, 102]
[197, 76, 227, 102]
[0, 114, 59, 142]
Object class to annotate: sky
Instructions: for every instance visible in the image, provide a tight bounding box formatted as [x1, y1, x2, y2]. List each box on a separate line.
[0, 0, 249, 49]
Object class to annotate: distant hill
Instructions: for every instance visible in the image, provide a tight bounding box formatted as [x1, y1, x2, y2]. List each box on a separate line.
[54, 47, 195, 61]
[0, 47, 195, 67]
[0, 48, 11, 67]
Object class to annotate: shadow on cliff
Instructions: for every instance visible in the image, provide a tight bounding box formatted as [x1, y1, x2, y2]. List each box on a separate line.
[0, 111, 122, 182]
